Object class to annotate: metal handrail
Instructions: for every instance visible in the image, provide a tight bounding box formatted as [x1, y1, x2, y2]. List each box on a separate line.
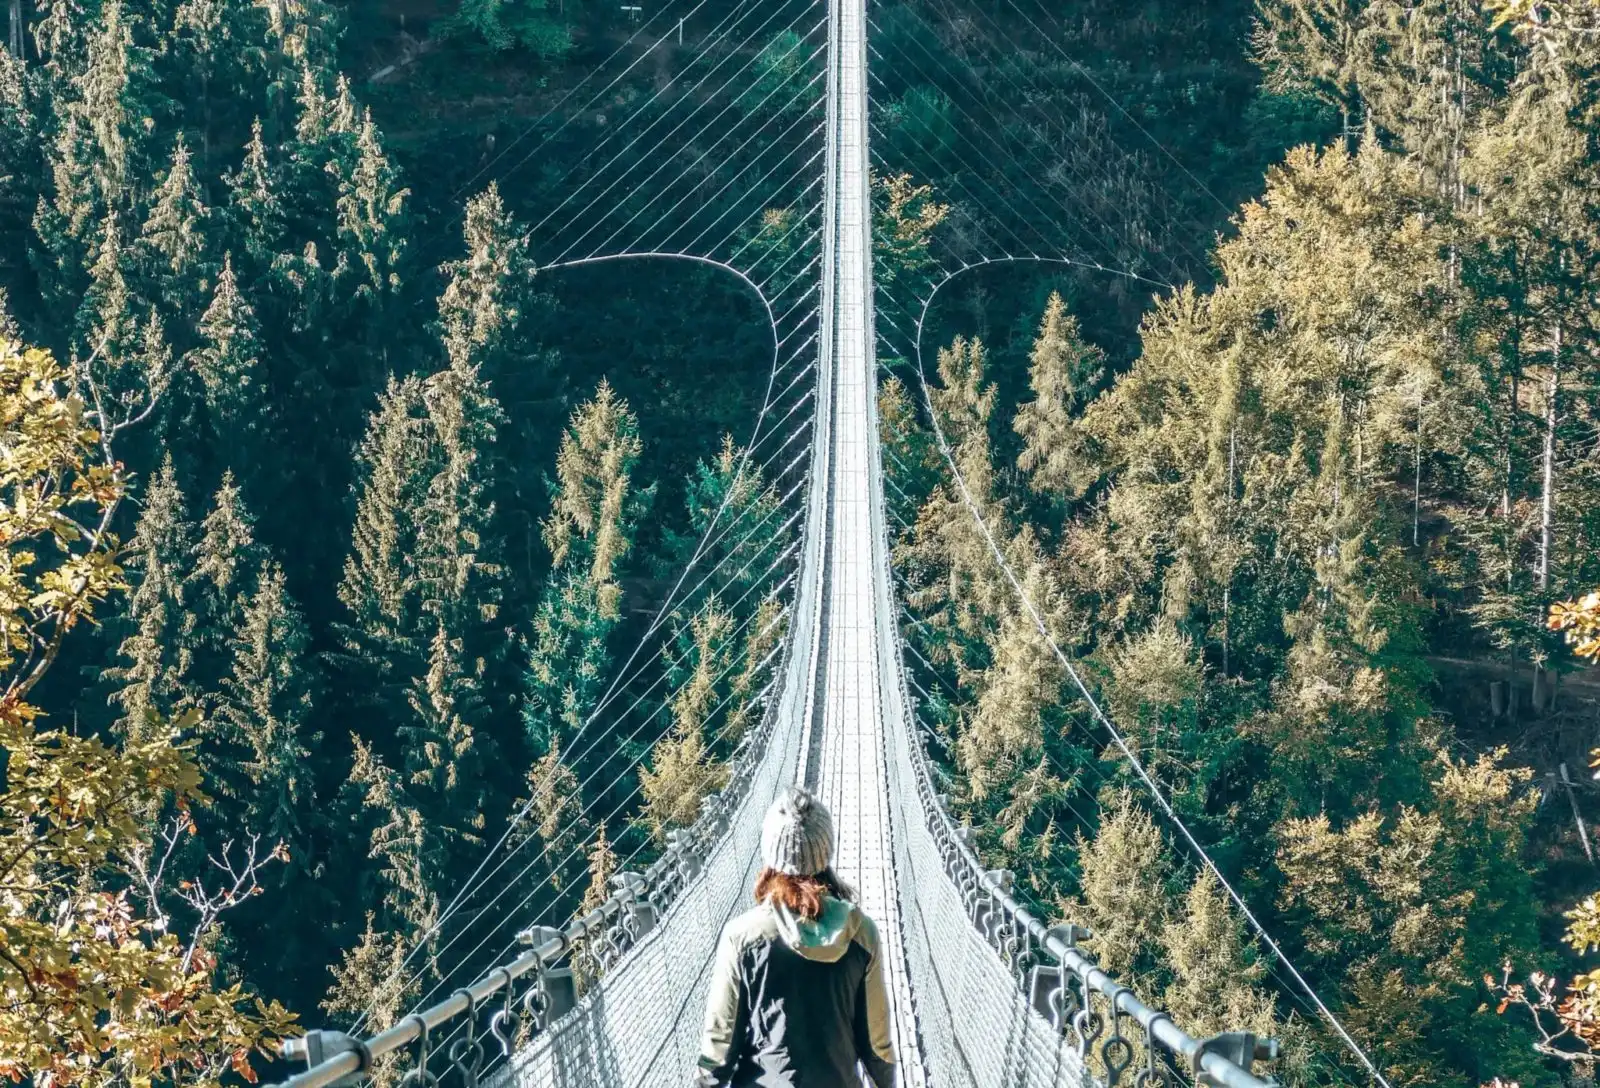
[273, 586, 803, 1088]
[889, 608, 1277, 1088]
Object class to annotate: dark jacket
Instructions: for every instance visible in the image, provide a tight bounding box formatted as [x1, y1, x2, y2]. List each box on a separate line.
[695, 896, 897, 1087]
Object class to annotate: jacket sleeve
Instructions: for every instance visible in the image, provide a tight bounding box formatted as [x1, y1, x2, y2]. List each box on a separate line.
[852, 917, 897, 1088]
[694, 925, 746, 1086]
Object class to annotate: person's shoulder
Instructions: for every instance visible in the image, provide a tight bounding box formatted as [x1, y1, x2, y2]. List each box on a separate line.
[840, 901, 881, 951]
[721, 902, 781, 947]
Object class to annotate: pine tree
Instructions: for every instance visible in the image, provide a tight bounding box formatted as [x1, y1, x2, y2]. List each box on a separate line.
[1160, 871, 1278, 1040]
[107, 455, 200, 742]
[665, 600, 735, 743]
[416, 350, 507, 647]
[338, 734, 441, 940]
[541, 380, 648, 621]
[724, 596, 785, 747]
[435, 183, 536, 381]
[75, 0, 163, 210]
[508, 741, 589, 900]
[1104, 621, 1204, 788]
[1014, 292, 1105, 504]
[188, 470, 266, 685]
[0, 51, 40, 288]
[580, 821, 616, 917]
[400, 624, 492, 853]
[959, 584, 1056, 803]
[637, 601, 734, 841]
[523, 568, 611, 753]
[637, 721, 726, 843]
[326, 736, 437, 1049]
[333, 375, 432, 717]
[75, 211, 133, 368]
[139, 136, 212, 322]
[216, 559, 316, 848]
[225, 118, 286, 269]
[658, 435, 786, 619]
[1070, 792, 1172, 982]
[896, 337, 1012, 673]
[190, 254, 264, 438]
[878, 374, 939, 532]
[330, 109, 408, 311]
[322, 913, 413, 1036]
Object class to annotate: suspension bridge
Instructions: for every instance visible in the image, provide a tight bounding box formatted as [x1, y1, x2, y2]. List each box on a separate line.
[276, 0, 1295, 1084]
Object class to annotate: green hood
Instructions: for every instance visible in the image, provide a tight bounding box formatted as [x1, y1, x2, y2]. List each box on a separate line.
[769, 895, 860, 963]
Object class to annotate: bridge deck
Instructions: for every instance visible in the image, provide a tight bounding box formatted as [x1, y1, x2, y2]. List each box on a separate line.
[807, 0, 927, 1080]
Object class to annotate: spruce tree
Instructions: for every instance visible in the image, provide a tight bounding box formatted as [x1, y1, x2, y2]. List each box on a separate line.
[225, 118, 286, 270]
[0, 51, 40, 294]
[1160, 871, 1278, 1041]
[878, 374, 939, 532]
[331, 109, 408, 311]
[107, 455, 200, 742]
[523, 569, 611, 753]
[435, 183, 536, 382]
[139, 136, 212, 323]
[541, 379, 647, 620]
[75, 0, 163, 210]
[637, 601, 734, 840]
[189, 469, 266, 686]
[523, 383, 648, 774]
[416, 351, 507, 649]
[216, 559, 315, 848]
[400, 624, 491, 854]
[724, 596, 785, 747]
[658, 434, 787, 620]
[327, 736, 439, 1035]
[75, 211, 133, 369]
[190, 254, 264, 438]
[1070, 792, 1172, 982]
[333, 374, 432, 721]
[896, 336, 1012, 672]
[1013, 292, 1104, 504]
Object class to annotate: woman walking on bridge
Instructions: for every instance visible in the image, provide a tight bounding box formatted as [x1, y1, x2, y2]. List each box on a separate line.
[696, 787, 898, 1087]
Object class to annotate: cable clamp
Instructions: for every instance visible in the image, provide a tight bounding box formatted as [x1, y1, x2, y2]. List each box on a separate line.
[280, 1030, 373, 1086]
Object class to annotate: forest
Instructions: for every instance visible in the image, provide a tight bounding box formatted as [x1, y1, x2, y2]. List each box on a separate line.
[5, 0, 1600, 1085]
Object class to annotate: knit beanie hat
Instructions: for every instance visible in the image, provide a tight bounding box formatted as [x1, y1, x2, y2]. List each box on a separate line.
[760, 787, 834, 877]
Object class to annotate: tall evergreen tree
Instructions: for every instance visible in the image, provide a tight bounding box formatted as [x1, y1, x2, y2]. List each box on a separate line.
[216, 558, 316, 848]
[638, 601, 734, 842]
[333, 374, 431, 727]
[330, 109, 407, 317]
[1013, 291, 1105, 506]
[139, 136, 212, 324]
[1160, 871, 1279, 1042]
[225, 118, 286, 270]
[524, 383, 651, 755]
[541, 379, 647, 621]
[657, 434, 787, 621]
[190, 254, 264, 441]
[107, 455, 200, 742]
[189, 469, 266, 685]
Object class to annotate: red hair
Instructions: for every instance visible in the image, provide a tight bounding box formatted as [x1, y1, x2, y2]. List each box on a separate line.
[755, 866, 854, 922]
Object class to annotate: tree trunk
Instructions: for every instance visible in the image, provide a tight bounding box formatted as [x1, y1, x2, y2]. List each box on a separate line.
[1538, 327, 1561, 595]
[7, 0, 21, 59]
[1413, 383, 1423, 547]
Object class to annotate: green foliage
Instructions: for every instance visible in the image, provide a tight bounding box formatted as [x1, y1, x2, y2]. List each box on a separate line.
[883, 86, 956, 166]
[447, 0, 577, 57]
[743, 30, 817, 118]
[0, 339, 293, 1087]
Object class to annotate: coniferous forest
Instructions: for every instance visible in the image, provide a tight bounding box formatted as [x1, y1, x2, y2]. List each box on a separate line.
[10, 0, 1600, 1085]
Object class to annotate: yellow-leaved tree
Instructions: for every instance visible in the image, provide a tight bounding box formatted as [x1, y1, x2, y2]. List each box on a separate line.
[0, 339, 294, 1087]
[1489, 590, 1600, 1065]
